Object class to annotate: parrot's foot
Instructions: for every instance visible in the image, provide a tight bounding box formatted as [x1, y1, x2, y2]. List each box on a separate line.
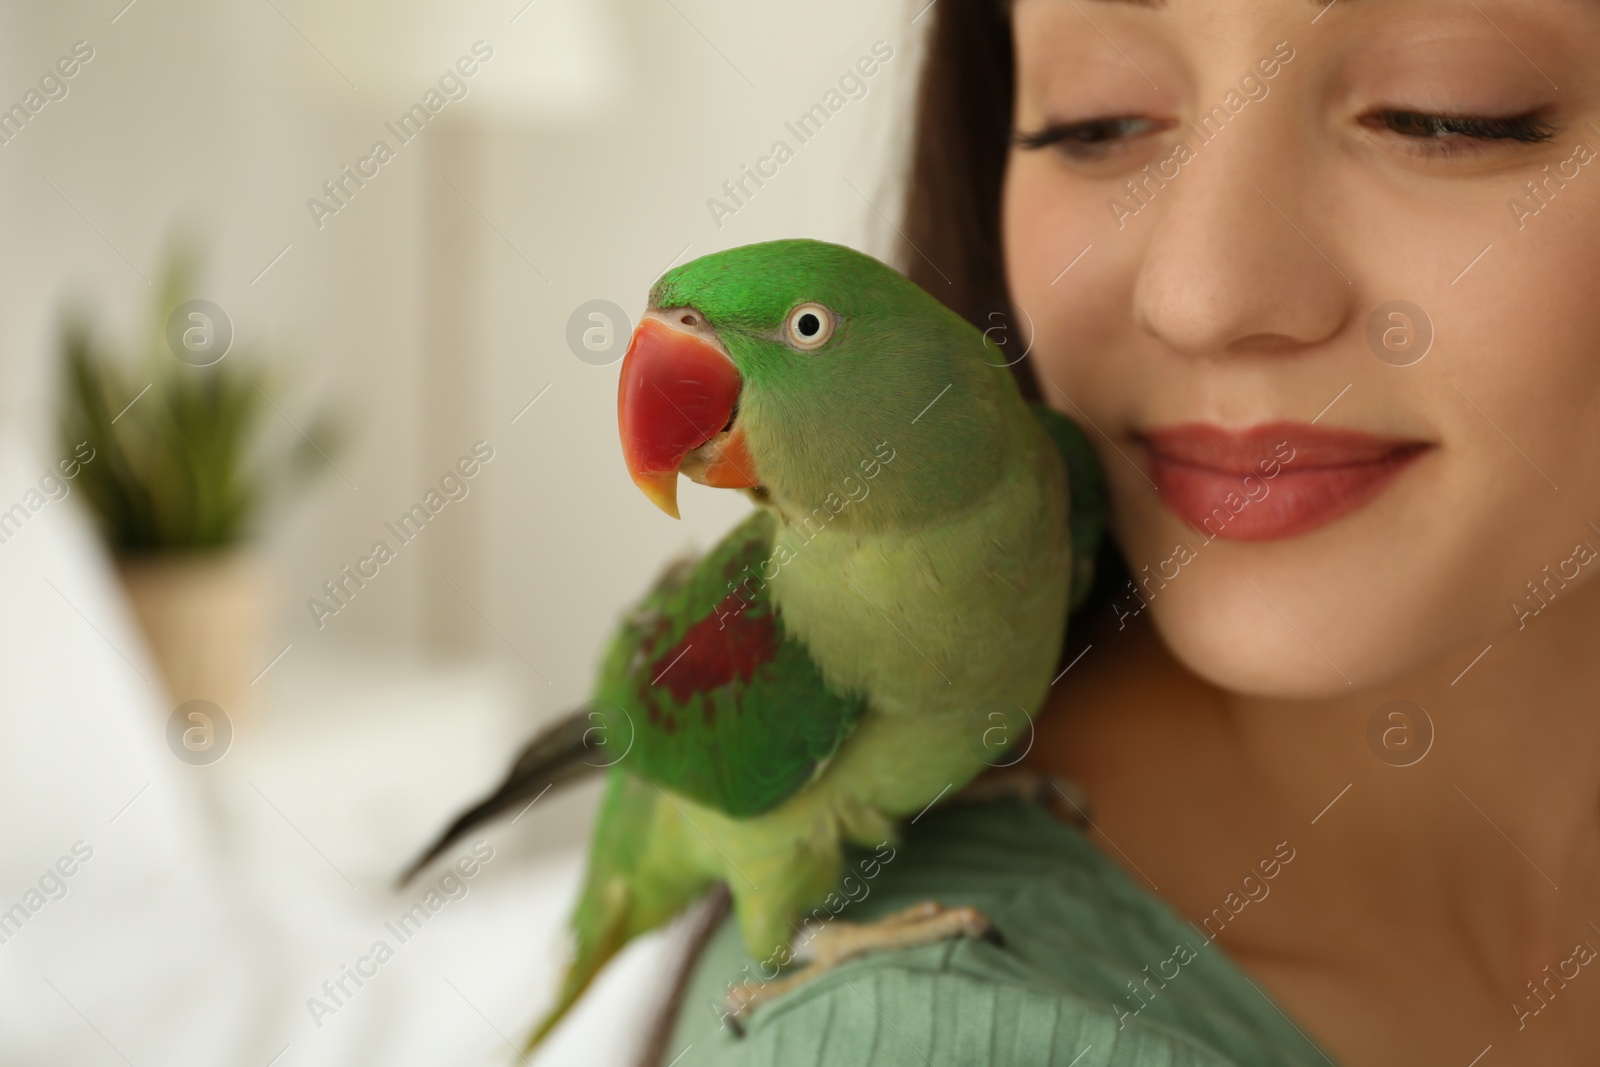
[954, 768, 1092, 828]
[723, 901, 998, 1029]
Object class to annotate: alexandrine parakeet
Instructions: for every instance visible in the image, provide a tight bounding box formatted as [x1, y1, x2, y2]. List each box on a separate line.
[401, 238, 1105, 1050]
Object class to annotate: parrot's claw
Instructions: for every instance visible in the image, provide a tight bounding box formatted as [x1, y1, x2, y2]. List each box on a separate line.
[722, 901, 998, 1029]
[954, 768, 1093, 828]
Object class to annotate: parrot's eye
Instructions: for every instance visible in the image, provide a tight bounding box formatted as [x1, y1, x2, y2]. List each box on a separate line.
[785, 302, 835, 350]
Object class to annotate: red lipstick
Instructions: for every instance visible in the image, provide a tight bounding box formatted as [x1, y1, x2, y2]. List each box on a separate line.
[1140, 422, 1430, 541]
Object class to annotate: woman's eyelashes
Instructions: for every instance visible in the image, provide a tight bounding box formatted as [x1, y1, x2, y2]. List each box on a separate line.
[1361, 108, 1556, 158]
[1013, 116, 1171, 160]
[1015, 107, 1559, 164]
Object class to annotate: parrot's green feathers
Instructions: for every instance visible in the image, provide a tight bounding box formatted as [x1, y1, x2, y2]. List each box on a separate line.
[527, 770, 716, 1052]
[1029, 403, 1106, 612]
[592, 508, 867, 818]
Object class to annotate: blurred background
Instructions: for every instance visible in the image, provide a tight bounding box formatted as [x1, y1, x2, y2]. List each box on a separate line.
[0, 1, 924, 1063]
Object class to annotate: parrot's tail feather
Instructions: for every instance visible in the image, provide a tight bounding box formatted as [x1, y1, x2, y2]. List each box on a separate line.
[522, 884, 632, 1054]
[394, 706, 604, 888]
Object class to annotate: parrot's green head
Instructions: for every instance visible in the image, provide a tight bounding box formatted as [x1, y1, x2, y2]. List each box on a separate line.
[618, 239, 1014, 531]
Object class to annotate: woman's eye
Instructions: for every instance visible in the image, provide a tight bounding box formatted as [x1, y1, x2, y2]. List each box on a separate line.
[1363, 109, 1556, 157]
[1013, 117, 1168, 159]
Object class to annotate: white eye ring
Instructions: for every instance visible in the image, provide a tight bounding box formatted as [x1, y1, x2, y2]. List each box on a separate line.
[785, 302, 835, 350]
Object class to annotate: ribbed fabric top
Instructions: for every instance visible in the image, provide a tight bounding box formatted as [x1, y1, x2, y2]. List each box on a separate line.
[666, 796, 1338, 1066]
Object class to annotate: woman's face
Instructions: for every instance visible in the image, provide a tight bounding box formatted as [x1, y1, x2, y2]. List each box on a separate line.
[1005, 0, 1600, 700]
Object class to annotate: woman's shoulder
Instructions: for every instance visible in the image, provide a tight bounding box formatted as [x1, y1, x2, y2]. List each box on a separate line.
[665, 798, 1336, 1067]
[675, 933, 1240, 1067]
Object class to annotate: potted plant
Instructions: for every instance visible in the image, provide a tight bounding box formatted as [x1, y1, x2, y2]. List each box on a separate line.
[58, 250, 338, 725]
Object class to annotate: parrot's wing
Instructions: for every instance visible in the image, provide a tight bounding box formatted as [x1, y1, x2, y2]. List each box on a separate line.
[593, 506, 868, 818]
[520, 510, 869, 1049]
[394, 507, 864, 886]
[1029, 402, 1107, 613]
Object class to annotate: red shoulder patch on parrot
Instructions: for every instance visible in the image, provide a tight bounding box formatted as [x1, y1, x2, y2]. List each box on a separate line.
[649, 591, 780, 704]
[598, 508, 867, 818]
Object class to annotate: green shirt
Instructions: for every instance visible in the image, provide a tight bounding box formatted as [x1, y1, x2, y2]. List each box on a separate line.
[667, 796, 1338, 1066]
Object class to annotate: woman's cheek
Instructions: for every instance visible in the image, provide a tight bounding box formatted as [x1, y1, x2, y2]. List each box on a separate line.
[1001, 154, 1068, 311]
[1001, 152, 1126, 391]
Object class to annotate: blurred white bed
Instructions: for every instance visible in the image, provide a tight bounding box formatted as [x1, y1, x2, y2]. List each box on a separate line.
[0, 430, 695, 1066]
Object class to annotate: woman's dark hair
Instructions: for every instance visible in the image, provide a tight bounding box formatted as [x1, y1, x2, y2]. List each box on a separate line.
[900, 0, 1032, 401]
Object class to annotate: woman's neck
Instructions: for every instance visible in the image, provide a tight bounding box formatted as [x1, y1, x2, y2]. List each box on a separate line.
[1032, 581, 1600, 1064]
[1228, 575, 1600, 933]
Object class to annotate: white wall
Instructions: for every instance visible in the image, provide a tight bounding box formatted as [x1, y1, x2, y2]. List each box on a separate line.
[0, 0, 926, 722]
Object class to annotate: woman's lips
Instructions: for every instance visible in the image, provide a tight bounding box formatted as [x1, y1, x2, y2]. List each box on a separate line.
[1139, 422, 1431, 542]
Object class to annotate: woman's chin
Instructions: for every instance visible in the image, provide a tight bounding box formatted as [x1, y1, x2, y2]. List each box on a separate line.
[1128, 596, 1336, 701]
[1122, 551, 1467, 704]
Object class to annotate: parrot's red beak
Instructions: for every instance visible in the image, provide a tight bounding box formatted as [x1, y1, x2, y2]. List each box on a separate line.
[618, 315, 758, 518]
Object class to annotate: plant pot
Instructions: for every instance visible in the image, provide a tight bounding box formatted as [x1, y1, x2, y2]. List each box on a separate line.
[116, 548, 271, 728]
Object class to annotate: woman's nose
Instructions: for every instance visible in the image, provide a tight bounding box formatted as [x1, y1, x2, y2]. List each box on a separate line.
[1129, 119, 1354, 360]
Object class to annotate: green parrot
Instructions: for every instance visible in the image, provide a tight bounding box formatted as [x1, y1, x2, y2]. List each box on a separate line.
[399, 238, 1105, 1051]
